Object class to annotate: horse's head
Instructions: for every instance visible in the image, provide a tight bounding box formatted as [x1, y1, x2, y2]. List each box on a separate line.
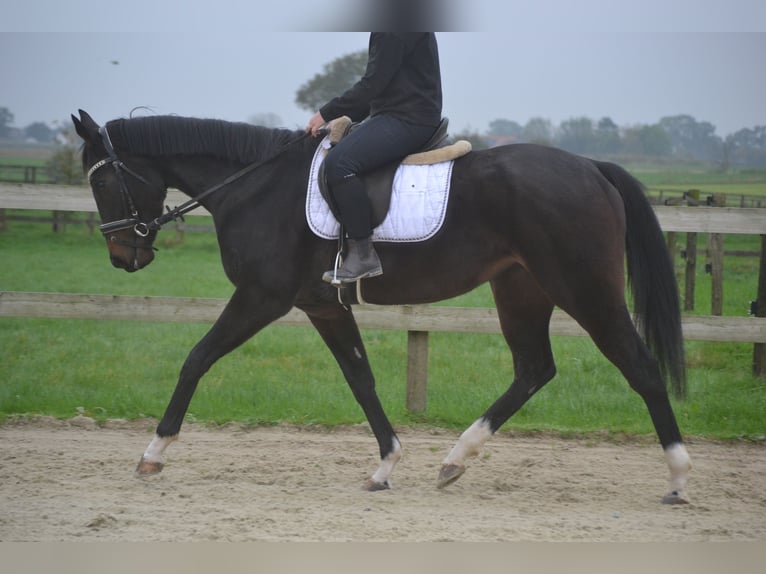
[71, 110, 164, 272]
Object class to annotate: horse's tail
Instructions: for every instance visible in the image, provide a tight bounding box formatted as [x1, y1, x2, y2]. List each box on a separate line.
[593, 160, 687, 399]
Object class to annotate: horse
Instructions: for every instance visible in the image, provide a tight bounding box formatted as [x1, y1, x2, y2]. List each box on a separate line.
[72, 109, 692, 504]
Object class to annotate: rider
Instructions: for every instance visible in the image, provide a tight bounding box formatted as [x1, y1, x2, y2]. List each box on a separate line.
[306, 33, 443, 284]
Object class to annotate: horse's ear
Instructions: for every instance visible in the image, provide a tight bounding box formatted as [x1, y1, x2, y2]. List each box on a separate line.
[72, 109, 100, 142]
[71, 114, 85, 139]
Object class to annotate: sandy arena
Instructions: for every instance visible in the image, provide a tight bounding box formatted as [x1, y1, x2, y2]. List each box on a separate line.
[1, 417, 764, 542]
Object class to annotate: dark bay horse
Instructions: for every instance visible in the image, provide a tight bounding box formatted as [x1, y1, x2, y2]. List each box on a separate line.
[72, 109, 691, 504]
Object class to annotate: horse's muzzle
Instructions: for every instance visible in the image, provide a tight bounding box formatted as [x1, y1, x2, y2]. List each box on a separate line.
[110, 253, 154, 272]
[106, 235, 155, 272]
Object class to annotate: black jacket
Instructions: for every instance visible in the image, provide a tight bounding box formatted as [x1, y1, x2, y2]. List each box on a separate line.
[319, 33, 442, 127]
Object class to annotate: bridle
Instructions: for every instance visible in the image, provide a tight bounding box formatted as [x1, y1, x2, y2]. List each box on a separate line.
[87, 125, 157, 245]
[87, 124, 317, 251]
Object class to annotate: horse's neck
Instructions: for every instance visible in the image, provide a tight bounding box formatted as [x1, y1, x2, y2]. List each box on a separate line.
[159, 139, 314, 213]
[162, 156, 237, 209]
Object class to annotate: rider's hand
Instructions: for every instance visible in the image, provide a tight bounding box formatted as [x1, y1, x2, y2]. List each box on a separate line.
[306, 111, 327, 137]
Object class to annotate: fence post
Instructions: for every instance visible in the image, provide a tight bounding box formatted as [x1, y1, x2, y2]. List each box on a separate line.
[684, 190, 700, 311]
[709, 193, 726, 316]
[754, 235, 766, 377]
[667, 231, 677, 268]
[685, 232, 698, 311]
[52, 210, 65, 233]
[24, 166, 36, 183]
[406, 330, 429, 412]
[175, 220, 185, 244]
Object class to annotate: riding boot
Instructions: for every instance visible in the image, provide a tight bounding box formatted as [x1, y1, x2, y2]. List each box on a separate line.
[322, 175, 383, 284]
[323, 237, 383, 284]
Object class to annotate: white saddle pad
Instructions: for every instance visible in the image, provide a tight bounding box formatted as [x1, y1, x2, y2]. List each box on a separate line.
[306, 137, 453, 242]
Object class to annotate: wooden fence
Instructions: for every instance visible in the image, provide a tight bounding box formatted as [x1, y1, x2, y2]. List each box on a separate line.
[0, 164, 48, 184]
[2, 183, 766, 411]
[648, 187, 765, 209]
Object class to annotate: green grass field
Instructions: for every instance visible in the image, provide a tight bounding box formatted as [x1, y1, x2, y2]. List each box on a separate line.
[629, 165, 766, 202]
[1, 170, 765, 440]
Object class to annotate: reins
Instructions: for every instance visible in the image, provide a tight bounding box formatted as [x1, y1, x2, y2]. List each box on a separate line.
[147, 129, 315, 231]
[89, 125, 317, 240]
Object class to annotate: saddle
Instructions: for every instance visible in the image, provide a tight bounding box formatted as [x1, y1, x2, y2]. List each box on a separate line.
[317, 116, 472, 228]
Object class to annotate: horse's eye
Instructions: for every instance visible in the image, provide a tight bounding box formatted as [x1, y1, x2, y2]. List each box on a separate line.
[95, 179, 106, 191]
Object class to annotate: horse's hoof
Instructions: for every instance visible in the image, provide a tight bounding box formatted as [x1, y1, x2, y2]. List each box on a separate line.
[364, 478, 391, 491]
[135, 457, 164, 476]
[437, 464, 465, 489]
[661, 490, 690, 505]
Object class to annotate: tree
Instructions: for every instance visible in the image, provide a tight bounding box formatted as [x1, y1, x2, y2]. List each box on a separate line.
[24, 121, 54, 143]
[0, 106, 14, 138]
[593, 117, 620, 154]
[557, 117, 595, 154]
[248, 112, 283, 128]
[45, 124, 84, 185]
[728, 126, 766, 167]
[621, 124, 672, 157]
[451, 128, 488, 151]
[659, 114, 722, 162]
[522, 117, 554, 145]
[295, 50, 367, 112]
[487, 118, 523, 138]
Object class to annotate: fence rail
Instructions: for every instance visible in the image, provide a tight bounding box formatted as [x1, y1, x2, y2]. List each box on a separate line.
[0, 183, 209, 214]
[0, 165, 48, 184]
[2, 291, 765, 342]
[647, 188, 765, 209]
[2, 182, 766, 233]
[2, 183, 765, 410]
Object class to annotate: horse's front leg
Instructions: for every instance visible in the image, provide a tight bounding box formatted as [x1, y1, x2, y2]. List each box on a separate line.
[305, 305, 401, 490]
[136, 287, 291, 476]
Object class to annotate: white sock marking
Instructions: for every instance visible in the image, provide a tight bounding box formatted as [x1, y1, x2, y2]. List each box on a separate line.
[371, 437, 402, 485]
[443, 419, 493, 466]
[142, 434, 177, 464]
[665, 442, 692, 497]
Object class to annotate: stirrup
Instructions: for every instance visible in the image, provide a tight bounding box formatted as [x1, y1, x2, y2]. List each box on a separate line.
[325, 250, 370, 306]
[327, 249, 344, 286]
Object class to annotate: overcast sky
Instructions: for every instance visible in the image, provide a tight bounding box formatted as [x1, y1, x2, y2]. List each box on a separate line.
[1, 1, 765, 137]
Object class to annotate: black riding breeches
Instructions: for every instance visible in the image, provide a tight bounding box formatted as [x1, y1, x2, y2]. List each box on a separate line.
[323, 114, 438, 238]
[323, 114, 438, 183]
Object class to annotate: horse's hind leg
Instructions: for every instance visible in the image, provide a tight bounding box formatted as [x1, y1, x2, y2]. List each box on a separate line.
[304, 304, 401, 491]
[439, 267, 557, 487]
[572, 306, 691, 504]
